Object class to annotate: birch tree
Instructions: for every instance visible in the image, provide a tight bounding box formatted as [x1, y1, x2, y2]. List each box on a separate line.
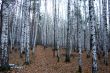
[89, 0, 97, 73]
[65, 0, 71, 62]
[21, 0, 31, 64]
[44, 0, 47, 49]
[9, 1, 18, 52]
[32, 0, 40, 54]
[1, 0, 10, 68]
[102, 0, 108, 65]
[77, 1, 82, 72]
[108, 0, 110, 52]
[53, 0, 57, 57]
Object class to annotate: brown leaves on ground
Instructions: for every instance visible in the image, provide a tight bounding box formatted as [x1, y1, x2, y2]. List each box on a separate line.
[6, 45, 110, 73]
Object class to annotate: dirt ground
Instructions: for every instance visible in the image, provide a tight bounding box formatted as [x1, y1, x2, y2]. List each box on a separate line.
[1, 45, 110, 73]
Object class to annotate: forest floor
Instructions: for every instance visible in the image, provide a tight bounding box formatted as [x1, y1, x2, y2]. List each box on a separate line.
[0, 45, 110, 73]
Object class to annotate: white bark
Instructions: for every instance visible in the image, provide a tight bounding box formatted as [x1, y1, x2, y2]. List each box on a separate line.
[65, 0, 71, 62]
[102, 0, 108, 65]
[89, 0, 97, 73]
[32, 0, 40, 54]
[1, 0, 10, 67]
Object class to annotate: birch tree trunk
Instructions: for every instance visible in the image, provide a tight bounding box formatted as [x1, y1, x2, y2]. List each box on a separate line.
[56, 0, 60, 62]
[32, 0, 40, 54]
[44, 0, 47, 49]
[98, 0, 104, 57]
[20, 0, 25, 56]
[1, 0, 10, 68]
[10, 1, 18, 52]
[102, 0, 108, 65]
[25, 0, 30, 64]
[77, 0, 82, 72]
[89, 0, 98, 73]
[65, 0, 70, 62]
[108, 0, 110, 52]
[21, 0, 31, 64]
[83, 0, 90, 58]
[53, 0, 57, 57]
